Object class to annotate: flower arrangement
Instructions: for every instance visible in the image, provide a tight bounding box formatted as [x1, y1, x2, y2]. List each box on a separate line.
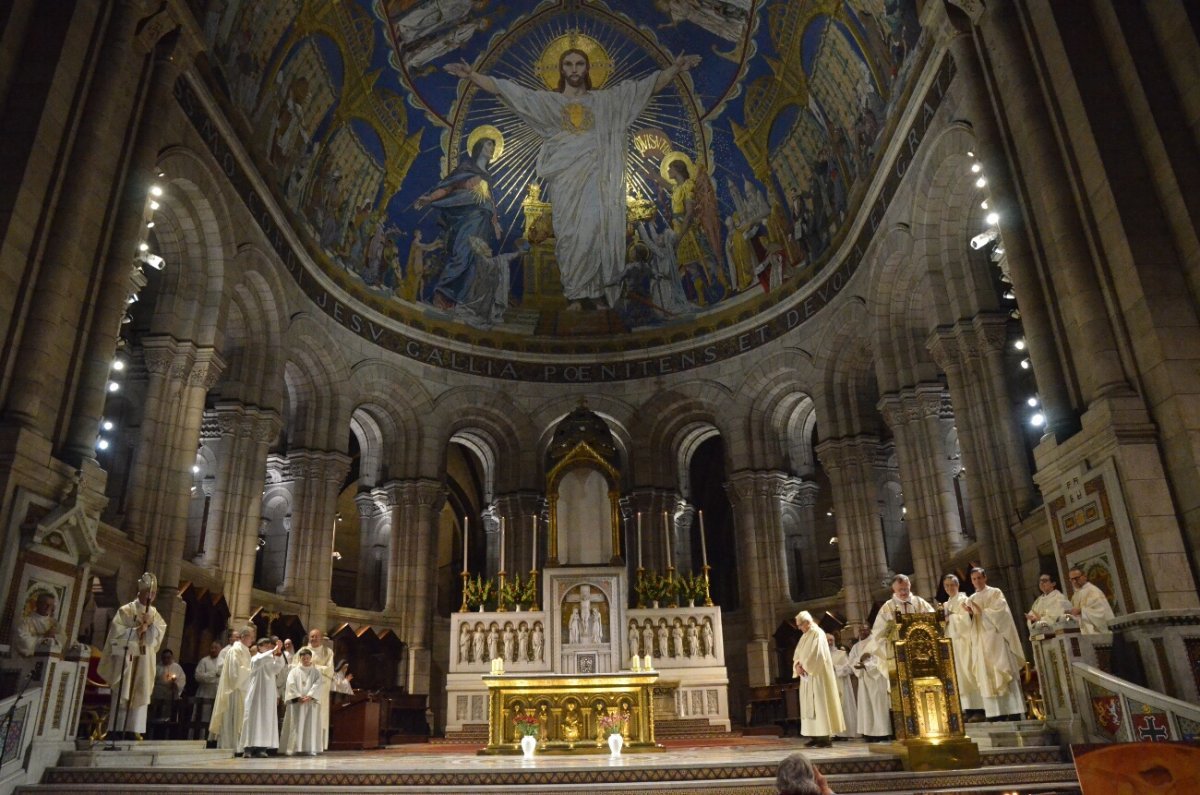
[500, 573, 539, 608]
[676, 571, 707, 602]
[463, 574, 494, 609]
[597, 712, 624, 737]
[513, 712, 540, 737]
[636, 573, 673, 605]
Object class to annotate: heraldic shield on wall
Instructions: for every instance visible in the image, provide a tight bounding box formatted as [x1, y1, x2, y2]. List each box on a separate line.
[198, 0, 924, 349]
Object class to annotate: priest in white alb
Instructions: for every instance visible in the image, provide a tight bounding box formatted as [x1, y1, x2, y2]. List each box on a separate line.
[97, 571, 166, 739]
[941, 573, 982, 713]
[444, 48, 700, 309]
[964, 568, 1026, 720]
[791, 611, 844, 748]
[849, 625, 890, 739]
[868, 574, 935, 672]
[1068, 567, 1115, 634]
[1025, 573, 1072, 630]
[827, 632, 858, 739]
[209, 625, 255, 754]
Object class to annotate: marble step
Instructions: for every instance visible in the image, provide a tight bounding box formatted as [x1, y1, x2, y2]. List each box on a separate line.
[966, 718, 1060, 748]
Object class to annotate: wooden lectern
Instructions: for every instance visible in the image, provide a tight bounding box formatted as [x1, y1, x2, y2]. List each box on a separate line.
[329, 693, 382, 750]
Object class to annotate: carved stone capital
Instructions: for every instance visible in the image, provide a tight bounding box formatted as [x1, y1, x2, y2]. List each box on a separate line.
[926, 329, 961, 373]
[783, 480, 819, 508]
[143, 347, 175, 374]
[188, 351, 225, 390]
[723, 470, 791, 506]
[878, 393, 905, 429]
[972, 313, 1011, 355]
[815, 436, 879, 472]
[355, 492, 382, 519]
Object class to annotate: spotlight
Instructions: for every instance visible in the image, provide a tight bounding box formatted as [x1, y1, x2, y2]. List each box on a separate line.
[826, 510, 833, 517]
[1030, 412, 1045, 427]
[138, 242, 149, 252]
[150, 185, 163, 197]
[97, 438, 110, 451]
[1020, 358, 1031, 370]
[257, 536, 267, 550]
[332, 551, 343, 560]
[975, 176, 987, 188]
[985, 212, 1000, 226]
[1013, 339, 1026, 350]
[980, 200, 989, 210]
[102, 420, 114, 431]
[146, 221, 155, 229]
[149, 200, 160, 211]
[970, 228, 999, 249]
[828, 536, 839, 545]
[107, 381, 120, 392]
[1010, 309, 1021, 319]
[112, 358, 126, 371]
[971, 163, 982, 173]
[192, 465, 201, 474]
[138, 252, 165, 270]
[1027, 396, 1039, 407]
[966, 150, 975, 157]
[1002, 290, 1016, 300]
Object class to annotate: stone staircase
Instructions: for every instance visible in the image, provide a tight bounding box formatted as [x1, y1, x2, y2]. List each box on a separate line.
[654, 717, 736, 739]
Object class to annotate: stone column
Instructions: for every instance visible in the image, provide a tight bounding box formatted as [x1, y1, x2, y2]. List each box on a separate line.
[355, 491, 388, 612]
[879, 385, 965, 593]
[276, 449, 350, 633]
[781, 481, 820, 600]
[724, 470, 793, 687]
[493, 492, 542, 576]
[623, 489, 678, 574]
[815, 437, 889, 626]
[379, 479, 444, 695]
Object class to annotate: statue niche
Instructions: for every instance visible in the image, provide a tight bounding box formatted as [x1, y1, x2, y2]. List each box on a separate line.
[544, 402, 622, 567]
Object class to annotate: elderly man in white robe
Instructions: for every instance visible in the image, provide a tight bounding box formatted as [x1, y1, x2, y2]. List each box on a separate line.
[827, 633, 858, 740]
[1025, 572, 1073, 631]
[848, 625, 890, 740]
[941, 574, 982, 714]
[210, 625, 255, 755]
[964, 568, 1026, 721]
[868, 573, 935, 675]
[1067, 567, 1115, 634]
[14, 590, 64, 657]
[98, 571, 167, 739]
[445, 49, 700, 310]
[241, 637, 286, 757]
[792, 612, 844, 748]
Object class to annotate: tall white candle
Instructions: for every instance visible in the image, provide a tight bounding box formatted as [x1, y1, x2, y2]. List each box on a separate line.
[531, 514, 537, 570]
[499, 516, 506, 572]
[463, 516, 469, 573]
[698, 509, 708, 567]
[636, 512, 643, 569]
[662, 510, 671, 566]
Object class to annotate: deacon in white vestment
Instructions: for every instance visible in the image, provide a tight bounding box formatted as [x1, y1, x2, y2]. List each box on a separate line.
[98, 571, 167, 737]
[14, 591, 64, 657]
[827, 633, 858, 738]
[281, 628, 335, 751]
[791, 612, 844, 746]
[445, 50, 701, 308]
[964, 568, 1026, 720]
[941, 574, 982, 711]
[1025, 573, 1073, 630]
[849, 626, 890, 738]
[283, 647, 324, 756]
[193, 641, 223, 727]
[209, 626, 255, 753]
[240, 638, 286, 756]
[1068, 568, 1115, 634]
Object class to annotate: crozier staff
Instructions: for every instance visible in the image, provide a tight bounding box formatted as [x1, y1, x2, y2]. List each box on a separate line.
[97, 571, 166, 739]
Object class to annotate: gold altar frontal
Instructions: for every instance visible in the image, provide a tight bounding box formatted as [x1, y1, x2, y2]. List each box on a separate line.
[480, 671, 665, 755]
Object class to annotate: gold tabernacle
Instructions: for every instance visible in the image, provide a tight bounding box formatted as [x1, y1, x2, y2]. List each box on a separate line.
[479, 671, 664, 754]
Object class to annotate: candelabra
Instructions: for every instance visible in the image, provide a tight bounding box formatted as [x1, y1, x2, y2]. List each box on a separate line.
[459, 569, 469, 613]
[702, 564, 714, 607]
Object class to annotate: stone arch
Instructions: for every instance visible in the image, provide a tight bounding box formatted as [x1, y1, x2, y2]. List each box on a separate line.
[736, 349, 818, 472]
[217, 245, 290, 410]
[530, 394, 636, 489]
[811, 297, 878, 438]
[866, 223, 943, 394]
[628, 382, 733, 489]
[281, 315, 352, 451]
[346, 359, 431, 481]
[428, 387, 538, 493]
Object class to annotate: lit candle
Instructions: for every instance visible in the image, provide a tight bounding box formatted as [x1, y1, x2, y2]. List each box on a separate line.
[531, 514, 537, 570]
[463, 516, 469, 573]
[499, 516, 505, 572]
[698, 509, 708, 567]
[662, 510, 671, 566]
[636, 512, 643, 569]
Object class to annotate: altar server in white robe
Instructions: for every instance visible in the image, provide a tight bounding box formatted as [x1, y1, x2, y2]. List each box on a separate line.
[941, 574, 982, 712]
[210, 625, 255, 754]
[849, 626, 891, 739]
[1025, 573, 1073, 630]
[281, 628, 335, 751]
[241, 637, 286, 757]
[964, 568, 1026, 720]
[98, 571, 166, 738]
[1068, 567, 1115, 634]
[792, 612, 844, 747]
[283, 647, 323, 756]
[827, 633, 858, 739]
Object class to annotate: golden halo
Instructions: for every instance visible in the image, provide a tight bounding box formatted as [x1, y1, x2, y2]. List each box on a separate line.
[466, 124, 505, 161]
[659, 151, 696, 184]
[535, 32, 612, 90]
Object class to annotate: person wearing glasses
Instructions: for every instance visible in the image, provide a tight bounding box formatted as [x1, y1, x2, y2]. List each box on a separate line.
[1067, 567, 1115, 634]
[1024, 573, 1072, 629]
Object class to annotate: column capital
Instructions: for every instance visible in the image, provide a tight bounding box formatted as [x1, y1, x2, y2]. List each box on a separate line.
[723, 470, 791, 505]
[187, 350, 225, 390]
[926, 328, 961, 373]
[971, 312, 1012, 355]
[814, 436, 879, 472]
[378, 478, 446, 510]
[356, 491, 384, 518]
[783, 480, 820, 508]
[286, 449, 352, 485]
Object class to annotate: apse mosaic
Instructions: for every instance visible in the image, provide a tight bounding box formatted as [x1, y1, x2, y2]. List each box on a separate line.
[197, 0, 923, 344]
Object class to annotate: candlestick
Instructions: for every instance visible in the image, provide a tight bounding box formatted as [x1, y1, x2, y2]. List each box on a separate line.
[499, 515, 505, 574]
[636, 512, 643, 570]
[462, 516, 469, 574]
[531, 514, 537, 571]
[698, 509, 708, 568]
[702, 563, 713, 607]
[459, 570, 469, 612]
[662, 510, 671, 567]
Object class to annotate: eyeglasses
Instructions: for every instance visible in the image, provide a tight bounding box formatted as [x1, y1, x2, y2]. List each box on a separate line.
[1069, 575, 1084, 582]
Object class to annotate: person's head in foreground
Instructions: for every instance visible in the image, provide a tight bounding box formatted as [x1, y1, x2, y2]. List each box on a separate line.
[776, 751, 834, 795]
